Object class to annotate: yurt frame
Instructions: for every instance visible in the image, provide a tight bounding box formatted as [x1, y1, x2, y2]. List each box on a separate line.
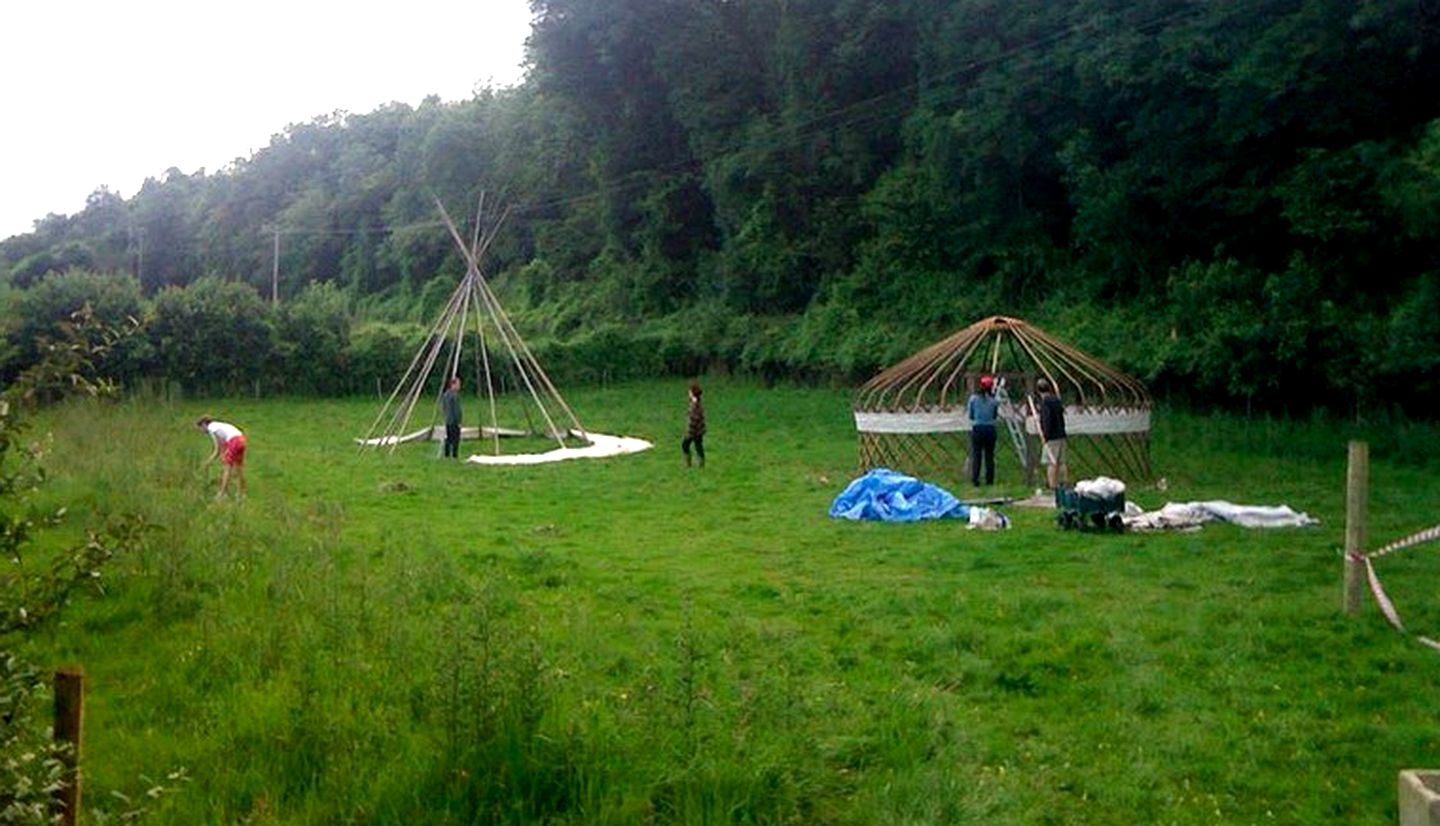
[853, 316, 1152, 485]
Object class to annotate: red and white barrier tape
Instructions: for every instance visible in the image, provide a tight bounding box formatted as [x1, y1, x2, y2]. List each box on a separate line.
[1364, 523, 1440, 561]
[1350, 523, 1440, 652]
[1360, 555, 1405, 632]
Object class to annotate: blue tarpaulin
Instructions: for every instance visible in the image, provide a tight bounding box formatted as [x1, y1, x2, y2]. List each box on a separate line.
[828, 468, 969, 522]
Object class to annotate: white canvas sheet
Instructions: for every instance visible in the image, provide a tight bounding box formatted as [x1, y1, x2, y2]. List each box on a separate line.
[356, 425, 533, 446]
[855, 406, 1150, 435]
[465, 431, 653, 465]
[1123, 500, 1318, 531]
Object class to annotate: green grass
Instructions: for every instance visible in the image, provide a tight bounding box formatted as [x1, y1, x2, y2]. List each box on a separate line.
[15, 378, 1440, 824]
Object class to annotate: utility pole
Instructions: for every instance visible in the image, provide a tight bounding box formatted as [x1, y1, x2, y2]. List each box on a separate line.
[270, 226, 281, 305]
[131, 226, 144, 286]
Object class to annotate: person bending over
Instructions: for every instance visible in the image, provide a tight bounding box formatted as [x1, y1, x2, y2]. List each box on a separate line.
[197, 416, 247, 500]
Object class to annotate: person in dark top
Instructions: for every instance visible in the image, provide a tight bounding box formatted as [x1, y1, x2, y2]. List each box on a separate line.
[967, 374, 999, 486]
[441, 376, 462, 459]
[1036, 377, 1068, 490]
[682, 382, 706, 468]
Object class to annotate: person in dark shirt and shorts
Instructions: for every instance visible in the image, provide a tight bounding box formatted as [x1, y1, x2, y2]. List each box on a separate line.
[1036, 377, 1068, 490]
[682, 382, 705, 468]
[441, 376, 462, 459]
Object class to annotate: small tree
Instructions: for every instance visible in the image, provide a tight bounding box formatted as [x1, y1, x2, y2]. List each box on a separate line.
[148, 276, 275, 395]
[2, 271, 147, 389]
[273, 280, 352, 395]
[0, 311, 148, 823]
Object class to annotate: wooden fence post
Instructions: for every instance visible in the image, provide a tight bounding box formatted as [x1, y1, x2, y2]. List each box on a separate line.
[1343, 440, 1369, 616]
[53, 668, 84, 826]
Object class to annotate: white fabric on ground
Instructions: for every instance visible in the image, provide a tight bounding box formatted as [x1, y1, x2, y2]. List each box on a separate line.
[356, 425, 534, 446]
[465, 431, 653, 465]
[1186, 500, 1319, 528]
[1123, 500, 1318, 531]
[1122, 502, 1209, 532]
[966, 506, 1011, 530]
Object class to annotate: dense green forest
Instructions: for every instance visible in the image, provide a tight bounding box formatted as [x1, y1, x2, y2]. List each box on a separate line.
[2, 0, 1437, 413]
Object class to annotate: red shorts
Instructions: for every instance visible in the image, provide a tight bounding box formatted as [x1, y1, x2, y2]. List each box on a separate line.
[221, 434, 247, 466]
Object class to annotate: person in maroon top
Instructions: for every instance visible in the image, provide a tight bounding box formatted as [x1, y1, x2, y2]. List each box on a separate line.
[682, 382, 706, 468]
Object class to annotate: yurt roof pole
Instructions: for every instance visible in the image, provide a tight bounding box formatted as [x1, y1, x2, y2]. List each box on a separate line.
[1006, 327, 1065, 400]
[921, 333, 982, 408]
[1028, 328, 1106, 402]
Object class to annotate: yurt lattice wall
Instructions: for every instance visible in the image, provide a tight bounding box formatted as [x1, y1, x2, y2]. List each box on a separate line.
[854, 316, 1153, 486]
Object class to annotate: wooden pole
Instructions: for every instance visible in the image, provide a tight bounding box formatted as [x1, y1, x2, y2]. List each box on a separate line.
[270, 227, 281, 306]
[1343, 440, 1369, 616]
[53, 668, 84, 826]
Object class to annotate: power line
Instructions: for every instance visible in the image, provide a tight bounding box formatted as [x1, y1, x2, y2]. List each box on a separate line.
[266, 4, 1209, 246]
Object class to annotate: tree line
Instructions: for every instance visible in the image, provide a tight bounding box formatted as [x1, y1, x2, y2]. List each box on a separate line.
[2, 0, 1437, 413]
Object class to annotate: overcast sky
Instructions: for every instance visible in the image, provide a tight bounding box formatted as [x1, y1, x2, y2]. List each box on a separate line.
[1, 0, 533, 241]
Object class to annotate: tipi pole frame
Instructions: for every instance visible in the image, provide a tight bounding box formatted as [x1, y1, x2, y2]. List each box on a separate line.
[390, 284, 468, 453]
[359, 273, 468, 449]
[434, 200, 569, 449]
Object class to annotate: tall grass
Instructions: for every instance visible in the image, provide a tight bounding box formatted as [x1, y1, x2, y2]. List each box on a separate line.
[15, 379, 1440, 823]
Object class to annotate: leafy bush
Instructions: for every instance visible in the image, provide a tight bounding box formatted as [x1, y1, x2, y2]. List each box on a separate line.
[343, 321, 428, 396]
[148, 276, 276, 395]
[3, 270, 148, 387]
[0, 318, 149, 824]
[272, 281, 353, 395]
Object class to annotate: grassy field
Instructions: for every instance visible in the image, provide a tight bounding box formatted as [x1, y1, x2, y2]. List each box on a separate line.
[15, 378, 1440, 824]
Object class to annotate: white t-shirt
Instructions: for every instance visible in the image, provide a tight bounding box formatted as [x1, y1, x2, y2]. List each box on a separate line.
[206, 421, 242, 446]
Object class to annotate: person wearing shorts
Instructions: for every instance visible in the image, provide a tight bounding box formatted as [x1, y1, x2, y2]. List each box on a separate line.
[197, 416, 247, 500]
[1036, 378, 1068, 490]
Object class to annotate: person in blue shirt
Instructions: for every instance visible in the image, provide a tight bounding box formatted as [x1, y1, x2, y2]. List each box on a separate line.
[967, 374, 1000, 486]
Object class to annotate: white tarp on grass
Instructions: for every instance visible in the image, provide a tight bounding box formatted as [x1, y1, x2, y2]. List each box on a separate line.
[1123, 500, 1319, 531]
[356, 425, 530, 446]
[465, 431, 653, 465]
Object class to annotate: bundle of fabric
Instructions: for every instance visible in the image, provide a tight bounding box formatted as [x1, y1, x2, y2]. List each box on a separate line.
[1123, 500, 1318, 532]
[829, 468, 968, 522]
[966, 506, 1011, 530]
[1075, 476, 1127, 498]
